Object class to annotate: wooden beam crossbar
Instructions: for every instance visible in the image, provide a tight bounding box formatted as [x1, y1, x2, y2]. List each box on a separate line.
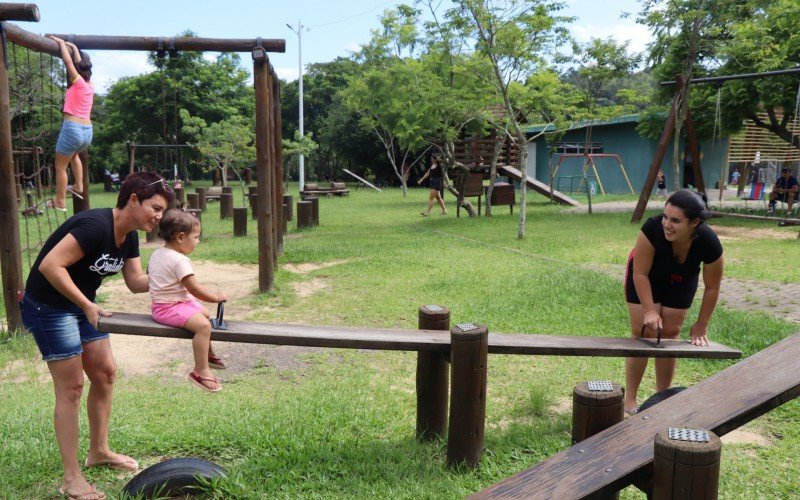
[98, 313, 740, 359]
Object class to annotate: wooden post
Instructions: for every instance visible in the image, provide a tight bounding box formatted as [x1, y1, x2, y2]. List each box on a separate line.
[0, 34, 24, 331]
[447, 322, 488, 468]
[296, 200, 312, 229]
[653, 429, 721, 499]
[0, 3, 41, 21]
[272, 74, 285, 258]
[302, 195, 319, 226]
[127, 141, 136, 176]
[174, 187, 185, 205]
[195, 187, 207, 212]
[250, 193, 258, 220]
[222, 185, 233, 195]
[253, 51, 274, 292]
[632, 98, 677, 223]
[187, 192, 200, 210]
[233, 207, 248, 237]
[281, 203, 288, 236]
[244, 168, 252, 184]
[220, 193, 233, 219]
[416, 305, 450, 441]
[283, 193, 293, 220]
[572, 381, 624, 444]
[684, 111, 707, 194]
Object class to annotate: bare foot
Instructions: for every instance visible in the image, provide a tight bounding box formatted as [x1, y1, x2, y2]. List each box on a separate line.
[60, 477, 106, 499]
[85, 451, 138, 472]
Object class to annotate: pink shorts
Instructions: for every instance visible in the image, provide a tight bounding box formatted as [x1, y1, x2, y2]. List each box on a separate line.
[151, 299, 205, 328]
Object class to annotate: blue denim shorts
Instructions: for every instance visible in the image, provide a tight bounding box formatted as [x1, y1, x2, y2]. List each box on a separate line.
[55, 120, 93, 156]
[19, 293, 108, 362]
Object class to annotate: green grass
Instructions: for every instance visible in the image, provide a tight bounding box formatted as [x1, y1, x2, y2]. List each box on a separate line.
[1, 183, 799, 498]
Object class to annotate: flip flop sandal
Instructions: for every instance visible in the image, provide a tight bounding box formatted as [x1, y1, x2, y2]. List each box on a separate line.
[624, 407, 640, 418]
[58, 483, 105, 500]
[46, 199, 68, 212]
[67, 187, 84, 199]
[208, 355, 227, 370]
[188, 371, 222, 392]
[85, 455, 139, 472]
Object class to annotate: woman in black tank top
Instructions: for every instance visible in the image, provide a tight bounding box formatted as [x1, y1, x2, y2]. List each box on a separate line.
[417, 156, 448, 216]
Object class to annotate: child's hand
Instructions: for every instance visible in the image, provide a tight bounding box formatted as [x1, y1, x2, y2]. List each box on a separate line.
[216, 292, 228, 303]
[48, 35, 65, 44]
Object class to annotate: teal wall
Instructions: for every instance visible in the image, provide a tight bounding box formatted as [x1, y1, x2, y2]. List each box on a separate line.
[528, 122, 729, 194]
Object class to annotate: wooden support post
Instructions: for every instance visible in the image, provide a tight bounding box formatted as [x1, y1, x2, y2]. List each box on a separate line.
[0, 3, 40, 21]
[632, 100, 677, 223]
[220, 193, 233, 219]
[283, 194, 293, 220]
[302, 195, 319, 226]
[653, 429, 721, 500]
[572, 381, 624, 444]
[222, 185, 233, 195]
[296, 200, 312, 229]
[250, 193, 258, 220]
[127, 141, 136, 176]
[195, 187, 207, 212]
[416, 305, 451, 441]
[281, 203, 288, 236]
[233, 207, 248, 237]
[244, 168, 252, 184]
[253, 53, 274, 292]
[447, 322, 488, 468]
[187, 192, 200, 210]
[684, 111, 707, 194]
[174, 187, 185, 205]
[0, 34, 23, 331]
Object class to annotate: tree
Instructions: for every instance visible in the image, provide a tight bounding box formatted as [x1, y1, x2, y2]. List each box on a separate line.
[446, 0, 573, 237]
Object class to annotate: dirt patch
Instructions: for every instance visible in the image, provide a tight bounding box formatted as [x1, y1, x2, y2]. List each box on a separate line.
[292, 277, 329, 299]
[712, 226, 791, 241]
[0, 358, 50, 384]
[98, 260, 318, 379]
[282, 259, 348, 274]
[721, 428, 771, 446]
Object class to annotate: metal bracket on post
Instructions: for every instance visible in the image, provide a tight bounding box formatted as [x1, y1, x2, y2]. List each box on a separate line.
[638, 325, 664, 348]
[252, 45, 266, 62]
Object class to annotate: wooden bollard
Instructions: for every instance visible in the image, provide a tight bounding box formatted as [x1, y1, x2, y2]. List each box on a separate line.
[220, 193, 233, 219]
[447, 322, 488, 468]
[187, 192, 200, 210]
[250, 193, 258, 219]
[297, 200, 313, 229]
[282, 203, 289, 235]
[283, 194, 293, 220]
[572, 381, 624, 444]
[222, 186, 233, 195]
[653, 429, 721, 499]
[195, 187, 207, 211]
[302, 195, 319, 226]
[174, 187, 185, 205]
[233, 207, 248, 237]
[416, 305, 450, 441]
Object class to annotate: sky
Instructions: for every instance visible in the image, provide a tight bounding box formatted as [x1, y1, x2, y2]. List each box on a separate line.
[11, 1, 651, 93]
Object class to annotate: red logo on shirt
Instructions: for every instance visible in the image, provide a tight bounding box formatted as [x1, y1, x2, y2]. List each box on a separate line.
[670, 274, 684, 285]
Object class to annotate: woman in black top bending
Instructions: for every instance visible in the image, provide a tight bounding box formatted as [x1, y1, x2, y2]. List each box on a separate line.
[623, 189, 724, 415]
[417, 156, 448, 216]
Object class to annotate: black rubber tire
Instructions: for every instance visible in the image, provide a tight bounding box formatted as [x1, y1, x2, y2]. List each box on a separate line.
[122, 457, 225, 499]
[639, 386, 686, 412]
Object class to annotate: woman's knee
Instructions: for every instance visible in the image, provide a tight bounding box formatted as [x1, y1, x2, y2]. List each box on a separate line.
[86, 361, 117, 387]
[55, 376, 85, 404]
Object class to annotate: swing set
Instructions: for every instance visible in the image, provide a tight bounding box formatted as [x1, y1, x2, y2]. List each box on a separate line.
[550, 153, 635, 195]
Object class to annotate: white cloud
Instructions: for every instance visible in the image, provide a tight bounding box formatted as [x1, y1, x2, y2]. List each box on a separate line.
[275, 66, 299, 82]
[571, 22, 652, 57]
[89, 52, 153, 93]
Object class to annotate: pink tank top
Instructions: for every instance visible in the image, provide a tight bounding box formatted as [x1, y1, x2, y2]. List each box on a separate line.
[63, 76, 94, 119]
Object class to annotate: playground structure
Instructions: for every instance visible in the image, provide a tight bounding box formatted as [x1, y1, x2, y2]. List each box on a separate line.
[632, 68, 800, 223]
[0, 6, 286, 332]
[549, 153, 635, 195]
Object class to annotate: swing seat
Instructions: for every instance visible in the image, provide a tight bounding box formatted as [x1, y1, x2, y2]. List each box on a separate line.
[741, 181, 766, 212]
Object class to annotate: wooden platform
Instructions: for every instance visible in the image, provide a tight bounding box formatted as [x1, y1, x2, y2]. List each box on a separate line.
[98, 313, 740, 359]
[499, 165, 580, 207]
[469, 331, 800, 499]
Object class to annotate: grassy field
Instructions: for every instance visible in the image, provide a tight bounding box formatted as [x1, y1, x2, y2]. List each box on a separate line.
[1, 182, 798, 498]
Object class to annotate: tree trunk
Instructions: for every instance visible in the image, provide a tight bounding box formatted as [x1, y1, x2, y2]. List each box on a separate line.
[514, 126, 528, 239]
[484, 136, 504, 217]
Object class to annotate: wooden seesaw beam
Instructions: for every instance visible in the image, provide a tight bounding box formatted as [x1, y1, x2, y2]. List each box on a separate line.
[98, 313, 741, 359]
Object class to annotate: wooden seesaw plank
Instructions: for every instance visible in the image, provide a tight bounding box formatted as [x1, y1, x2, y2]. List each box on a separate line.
[98, 313, 740, 359]
[469, 331, 800, 499]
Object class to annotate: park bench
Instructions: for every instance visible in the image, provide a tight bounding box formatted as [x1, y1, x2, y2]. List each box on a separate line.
[486, 182, 515, 214]
[469, 330, 800, 499]
[456, 172, 485, 217]
[204, 186, 223, 201]
[300, 182, 350, 197]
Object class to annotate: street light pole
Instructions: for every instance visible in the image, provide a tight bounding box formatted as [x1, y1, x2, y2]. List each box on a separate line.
[286, 20, 306, 192]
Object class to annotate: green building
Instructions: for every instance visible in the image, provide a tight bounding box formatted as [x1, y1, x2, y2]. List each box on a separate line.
[524, 114, 728, 195]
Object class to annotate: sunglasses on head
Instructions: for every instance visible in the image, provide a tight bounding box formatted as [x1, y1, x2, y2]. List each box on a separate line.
[141, 178, 173, 192]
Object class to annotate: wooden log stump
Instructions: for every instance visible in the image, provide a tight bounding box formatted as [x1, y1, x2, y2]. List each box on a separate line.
[447, 322, 488, 468]
[282, 203, 288, 235]
[195, 187, 207, 211]
[302, 195, 319, 226]
[187, 192, 200, 210]
[416, 305, 450, 441]
[283, 194, 293, 220]
[174, 187, 185, 205]
[297, 200, 313, 229]
[653, 429, 721, 500]
[572, 381, 624, 444]
[250, 193, 258, 219]
[220, 193, 233, 219]
[233, 207, 248, 237]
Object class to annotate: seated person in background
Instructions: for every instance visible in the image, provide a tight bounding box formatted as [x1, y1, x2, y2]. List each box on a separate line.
[768, 167, 798, 212]
[110, 168, 121, 187]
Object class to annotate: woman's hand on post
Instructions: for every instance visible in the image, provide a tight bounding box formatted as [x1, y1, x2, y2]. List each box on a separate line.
[689, 322, 710, 346]
[83, 303, 112, 329]
[643, 310, 662, 332]
[216, 292, 228, 303]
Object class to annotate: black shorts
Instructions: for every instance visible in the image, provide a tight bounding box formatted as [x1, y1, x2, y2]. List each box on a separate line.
[624, 252, 698, 310]
[430, 178, 443, 191]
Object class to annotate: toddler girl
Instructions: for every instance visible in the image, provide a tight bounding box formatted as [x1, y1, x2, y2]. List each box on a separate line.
[149, 209, 227, 392]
